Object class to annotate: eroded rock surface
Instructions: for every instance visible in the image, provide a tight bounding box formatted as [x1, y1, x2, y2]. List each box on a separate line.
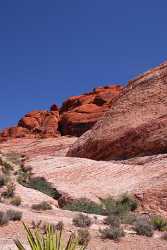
[67, 62, 167, 160]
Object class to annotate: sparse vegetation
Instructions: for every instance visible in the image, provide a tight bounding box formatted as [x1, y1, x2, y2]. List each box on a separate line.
[134, 217, 153, 237]
[63, 198, 105, 215]
[151, 215, 167, 231]
[77, 229, 90, 246]
[1, 182, 15, 198]
[99, 226, 125, 241]
[6, 209, 22, 221]
[73, 213, 92, 228]
[0, 211, 9, 225]
[104, 214, 121, 227]
[5, 152, 22, 165]
[10, 196, 22, 206]
[23, 177, 60, 199]
[101, 194, 138, 217]
[31, 201, 52, 211]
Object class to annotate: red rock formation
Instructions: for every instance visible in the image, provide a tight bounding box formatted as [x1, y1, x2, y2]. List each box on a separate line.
[0, 85, 123, 141]
[67, 61, 167, 160]
[59, 85, 123, 136]
[0, 108, 60, 141]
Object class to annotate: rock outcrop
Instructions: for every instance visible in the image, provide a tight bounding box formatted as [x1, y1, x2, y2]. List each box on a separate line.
[59, 85, 123, 136]
[67, 62, 167, 160]
[0, 106, 60, 141]
[0, 85, 123, 141]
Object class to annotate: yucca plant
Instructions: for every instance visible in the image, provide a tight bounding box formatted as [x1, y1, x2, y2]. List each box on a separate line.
[14, 223, 86, 250]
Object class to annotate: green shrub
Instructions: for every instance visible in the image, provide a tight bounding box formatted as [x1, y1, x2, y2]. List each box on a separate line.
[134, 217, 153, 237]
[151, 215, 167, 231]
[2, 182, 15, 198]
[104, 215, 121, 227]
[73, 214, 92, 228]
[102, 194, 138, 217]
[0, 211, 9, 225]
[77, 229, 90, 246]
[10, 196, 22, 206]
[24, 177, 60, 199]
[117, 194, 138, 212]
[63, 198, 104, 215]
[6, 209, 22, 221]
[31, 201, 52, 211]
[99, 226, 125, 241]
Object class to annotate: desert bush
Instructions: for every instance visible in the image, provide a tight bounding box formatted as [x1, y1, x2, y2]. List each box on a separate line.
[104, 215, 121, 227]
[14, 223, 85, 250]
[134, 217, 153, 237]
[2, 182, 15, 198]
[6, 209, 22, 221]
[24, 177, 60, 199]
[102, 194, 138, 217]
[151, 215, 167, 231]
[0, 211, 9, 225]
[121, 212, 136, 225]
[73, 213, 92, 228]
[31, 201, 52, 211]
[63, 198, 105, 215]
[5, 152, 22, 165]
[77, 229, 90, 246]
[10, 196, 22, 206]
[99, 226, 125, 241]
[31, 220, 42, 230]
[17, 165, 33, 185]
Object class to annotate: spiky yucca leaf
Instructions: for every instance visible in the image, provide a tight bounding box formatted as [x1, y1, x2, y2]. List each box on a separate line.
[14, 223, 86, 250]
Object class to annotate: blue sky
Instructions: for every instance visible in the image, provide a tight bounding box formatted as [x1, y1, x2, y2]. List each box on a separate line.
[0, 0, 167, 129]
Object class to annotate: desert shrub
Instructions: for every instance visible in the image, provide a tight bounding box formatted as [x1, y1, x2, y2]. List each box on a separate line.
[6, 209, 22, 221]
[134, 217, 153, 237]
[121, 212, 136, 225]
[1, 161, 13, 175]
[161, 232, 167, 240]
[10, 196, 22, 206]
[17, 165, 33, 185]
[151, 215, 167, 231]
[117, 194, 138, 212]
[31, 201, 52, 211]
[77, 229, 90, 246]
[104, 215, 121, 227]
[2, 182, 15, 198]
[5, 152, 22, 165]
[102, 194, 138, 217]
[63, 198, 105, 215]
[0, 211, 9, 225]
[73, 213, 92, 228]
[31, 220, 42, 230]
[24, 177, 60, 199]
[99, 226, 125, 241]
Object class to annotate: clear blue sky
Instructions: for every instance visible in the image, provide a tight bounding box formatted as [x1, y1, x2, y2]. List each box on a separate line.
[0, 0, 167, 129]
